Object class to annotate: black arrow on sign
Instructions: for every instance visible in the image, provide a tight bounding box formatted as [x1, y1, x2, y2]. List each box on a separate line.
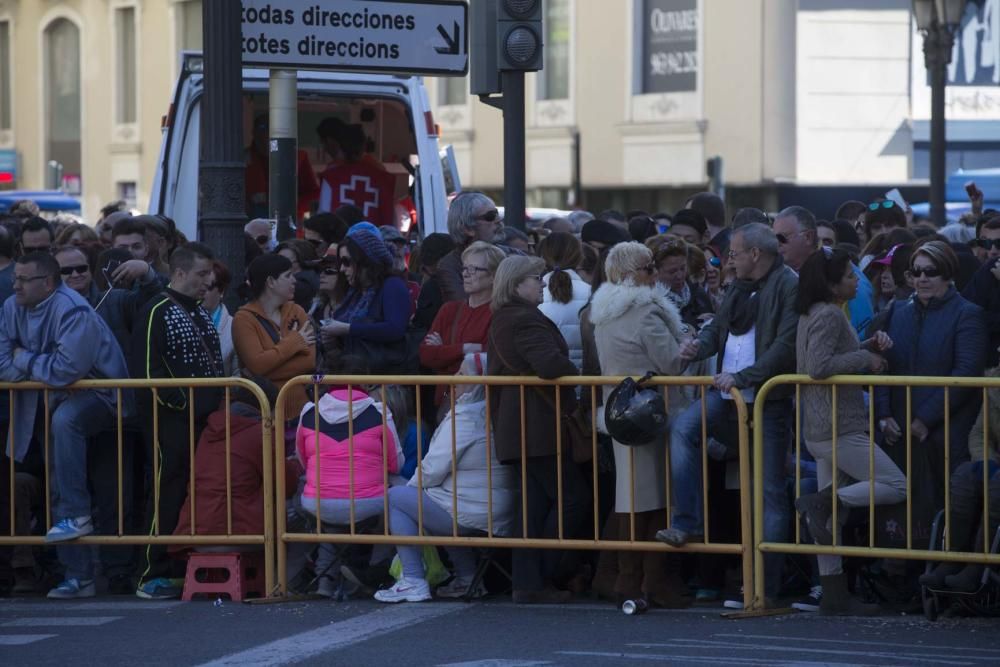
[435, 21, 460, 55]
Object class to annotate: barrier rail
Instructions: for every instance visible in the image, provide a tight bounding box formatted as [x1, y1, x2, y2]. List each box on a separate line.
[0, 378, 275, 595]
[274, 374, 753, 607]
[752, 374, 1000, 610]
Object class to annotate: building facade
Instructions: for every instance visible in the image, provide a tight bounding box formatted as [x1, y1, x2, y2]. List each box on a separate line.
[0, 0, 202, 220]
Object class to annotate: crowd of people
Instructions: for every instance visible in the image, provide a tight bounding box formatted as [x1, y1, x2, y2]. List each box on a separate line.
[0, 189, 997, 617]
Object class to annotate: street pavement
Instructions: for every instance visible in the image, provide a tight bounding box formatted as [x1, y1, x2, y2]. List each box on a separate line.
[1, 595, 998, 666]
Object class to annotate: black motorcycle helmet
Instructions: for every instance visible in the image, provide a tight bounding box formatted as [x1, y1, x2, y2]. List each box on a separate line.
[604, 372, 670, 446]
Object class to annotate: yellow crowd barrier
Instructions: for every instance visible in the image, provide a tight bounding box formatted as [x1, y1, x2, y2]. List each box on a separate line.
[752, 374, 1000, 611]
[274, 374, 753, 608]
[0, 378, 276, 596]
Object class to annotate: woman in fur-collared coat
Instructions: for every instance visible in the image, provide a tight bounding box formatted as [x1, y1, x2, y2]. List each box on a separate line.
[589, 241, 689, 607]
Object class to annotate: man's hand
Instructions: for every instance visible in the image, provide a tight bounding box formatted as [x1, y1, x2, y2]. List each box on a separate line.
[910, 418, 929, 443]
[110, 260, 151, 286]
[713, 373, 738, 394]
[880, 417, 902, 445]
[679, 339, 700, 361]
[861, 331, 893, 353]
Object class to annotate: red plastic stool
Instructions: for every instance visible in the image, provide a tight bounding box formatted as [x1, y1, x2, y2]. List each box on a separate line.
[181, 551, 265, 601]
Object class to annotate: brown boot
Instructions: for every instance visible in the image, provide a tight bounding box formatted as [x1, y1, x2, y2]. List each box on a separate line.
[820, 574, 879, 616]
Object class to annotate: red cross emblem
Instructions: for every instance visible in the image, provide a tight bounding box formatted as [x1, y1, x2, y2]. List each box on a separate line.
[340, 175, 380, 217]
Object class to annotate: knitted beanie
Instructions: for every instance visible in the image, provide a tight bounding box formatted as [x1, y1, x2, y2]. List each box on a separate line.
[348, 228, 394, 267]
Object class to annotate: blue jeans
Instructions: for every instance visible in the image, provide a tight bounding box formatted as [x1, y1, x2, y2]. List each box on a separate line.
[669, 392, 791, 597]
[387, 486, 477, 581]
[50, 391, 115, 581]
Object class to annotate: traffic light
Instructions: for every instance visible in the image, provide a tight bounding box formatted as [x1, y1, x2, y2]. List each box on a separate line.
[497, 0, 543, 71]
[471, 0, 544, 96]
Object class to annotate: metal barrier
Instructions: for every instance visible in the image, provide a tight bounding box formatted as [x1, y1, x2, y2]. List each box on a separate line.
[0, 378, 276, 595]
[274, 374, 753, 607]
[752, 374, 1000, 609]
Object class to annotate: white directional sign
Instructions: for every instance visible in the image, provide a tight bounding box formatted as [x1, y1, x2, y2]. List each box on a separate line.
[241, 0, 468, 76]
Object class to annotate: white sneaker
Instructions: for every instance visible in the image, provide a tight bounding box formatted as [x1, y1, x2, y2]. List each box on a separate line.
[373, 577, 432, 603]
[436, 576, 487, 599]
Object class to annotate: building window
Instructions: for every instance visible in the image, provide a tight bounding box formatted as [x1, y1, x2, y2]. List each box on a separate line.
[0, 21, 10, 131]
[115, 7, 137, 125]
[118, 181, 137, 208]
[634, 0, 699, 95]
[44, 18, 81, 186]
[538, 0, 570, 101]
[176, 0, 203, 52]
[438, 76, 466, 106]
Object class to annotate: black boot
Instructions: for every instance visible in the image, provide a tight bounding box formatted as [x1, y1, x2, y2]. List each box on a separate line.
[944, 564, 985, 593]
[819, 574, 880, 616]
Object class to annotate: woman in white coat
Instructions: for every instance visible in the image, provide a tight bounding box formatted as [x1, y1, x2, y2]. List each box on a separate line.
[375, 353, 519, 603]
[538, 232, 591, 370]
[589, 241, 689, 607]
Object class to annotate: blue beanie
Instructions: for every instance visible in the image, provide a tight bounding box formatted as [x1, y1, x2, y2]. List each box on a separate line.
[347, 221, 380, 237]
[348, 228, 394, 267]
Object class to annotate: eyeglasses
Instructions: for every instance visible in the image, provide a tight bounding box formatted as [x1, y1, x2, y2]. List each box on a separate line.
[461, 265, 490, 276]
[322, 267, 339, 276]
[975, 238, 1000, 250]
[728, 247, 750, 259]
[474, 209, 500, 223]
[59, 265, 89, 276]
[13, 275, 48, 285]
[909, 266, 942, 278]
[708, 256, 722, 268]
[254, 234, 269, 246]
[868, 200, 897, 211]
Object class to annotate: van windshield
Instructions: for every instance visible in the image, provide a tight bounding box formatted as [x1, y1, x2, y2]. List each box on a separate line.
[243, 93, 418, 231]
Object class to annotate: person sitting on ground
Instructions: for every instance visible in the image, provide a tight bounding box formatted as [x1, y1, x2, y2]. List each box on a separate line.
[920, 365, 1000, 592]
[233, 254, 317, 419]
[420, 241, 503, 413]
[538, 233, 590, 371]
[375, 353, 519, 603]
[792, 247, 906, 615]
[0, 252, 132, 599]
[295, 354, 402, 598]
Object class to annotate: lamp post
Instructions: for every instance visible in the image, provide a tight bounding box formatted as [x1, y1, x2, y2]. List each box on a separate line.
[913, 0, 966, 226]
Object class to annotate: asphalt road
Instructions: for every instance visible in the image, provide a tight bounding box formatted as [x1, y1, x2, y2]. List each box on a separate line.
[1, 595, 998, 666]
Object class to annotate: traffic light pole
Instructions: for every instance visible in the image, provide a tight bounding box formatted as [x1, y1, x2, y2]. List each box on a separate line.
[269, 70, 298, 242]
[500, 70, 526, 233]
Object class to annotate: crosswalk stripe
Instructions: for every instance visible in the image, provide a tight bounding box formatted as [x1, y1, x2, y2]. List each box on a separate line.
[0, 634, 58, 645]
[2, 616, 122, 627]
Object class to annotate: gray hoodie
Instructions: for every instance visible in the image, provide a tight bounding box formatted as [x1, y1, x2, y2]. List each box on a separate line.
[0, 284, 130, 461]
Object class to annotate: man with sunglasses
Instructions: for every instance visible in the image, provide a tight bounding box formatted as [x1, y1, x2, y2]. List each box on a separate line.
[0, 252, 130, 599]
[438, 192, 504, 302]
[245, 218, 275, 253]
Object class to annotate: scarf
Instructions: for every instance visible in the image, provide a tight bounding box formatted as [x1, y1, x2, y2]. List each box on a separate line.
[666, 282, 692, 311]
[339, 287, 376, 324]
[728, 256, 784, 336]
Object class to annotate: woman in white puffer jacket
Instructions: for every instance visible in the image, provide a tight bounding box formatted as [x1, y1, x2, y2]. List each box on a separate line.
[538, 232, 591, 370]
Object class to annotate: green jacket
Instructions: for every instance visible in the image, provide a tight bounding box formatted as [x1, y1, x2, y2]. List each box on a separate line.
[693, 256, 799, 401]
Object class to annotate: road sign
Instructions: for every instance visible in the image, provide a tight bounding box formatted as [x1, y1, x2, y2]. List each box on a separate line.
[241, 0, 468, 76]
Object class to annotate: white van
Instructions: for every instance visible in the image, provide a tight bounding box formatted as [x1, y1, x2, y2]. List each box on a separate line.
[149, 51, 459, 242]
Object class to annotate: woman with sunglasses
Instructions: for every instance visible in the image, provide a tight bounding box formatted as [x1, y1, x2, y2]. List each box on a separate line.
[872, 241, 987, 524]
[792, 247, 904, 615]
[702, 246, 728, 311]
[419, 241, 504, 415]
[589, 241, 690, 608]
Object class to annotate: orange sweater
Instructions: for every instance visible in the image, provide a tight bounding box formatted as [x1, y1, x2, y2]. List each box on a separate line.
[232, 301, 316, 418]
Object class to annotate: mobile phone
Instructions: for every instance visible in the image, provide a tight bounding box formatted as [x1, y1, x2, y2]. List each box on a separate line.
[102, 259, 123, 285]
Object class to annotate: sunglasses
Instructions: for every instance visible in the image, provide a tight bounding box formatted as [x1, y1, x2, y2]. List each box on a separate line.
[254, 234, 270, 246]
[60, 264, 89, 276]
[775, 230, 802, 245]
[909, 266, 942, 278]
[868, 200, 897, 211]
[475, 209, 500, 223]
[322, 267, 339, 276]
[708, 256, 722, 268]
[975, 238, 1000, 250]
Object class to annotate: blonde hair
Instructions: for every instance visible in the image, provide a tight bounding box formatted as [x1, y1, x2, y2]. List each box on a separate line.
[604, 241, 653, 284]
[462, 241, 506, 275]
[491, 255, 546, 311]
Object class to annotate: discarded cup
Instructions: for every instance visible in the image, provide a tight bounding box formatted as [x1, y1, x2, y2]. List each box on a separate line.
[622, 598, 648, 615]
[214, 597, 224, 608]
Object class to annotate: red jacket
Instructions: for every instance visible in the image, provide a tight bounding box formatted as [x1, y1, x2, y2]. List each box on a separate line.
[419, 300, 492, 406]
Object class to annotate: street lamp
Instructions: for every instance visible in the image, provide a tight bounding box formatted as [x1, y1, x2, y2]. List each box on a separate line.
[913, 0, 966, 225]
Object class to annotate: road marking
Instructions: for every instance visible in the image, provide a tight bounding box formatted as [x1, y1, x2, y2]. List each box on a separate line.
[439, 662, 553, 667]
[714, 634, 1000, 655]
[559, 651, 881, 666]
[2, 616, 122, 627]
[66, 601, 184, 611]
[197, 604, 464, 666]
[627, 640, 977, 665]
[0, 634, 58, 645]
